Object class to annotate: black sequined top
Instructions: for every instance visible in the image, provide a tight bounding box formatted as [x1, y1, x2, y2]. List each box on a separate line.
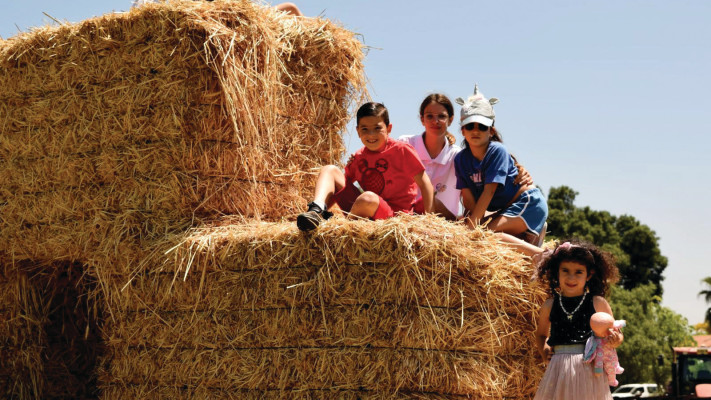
[546, 293, 595, 347]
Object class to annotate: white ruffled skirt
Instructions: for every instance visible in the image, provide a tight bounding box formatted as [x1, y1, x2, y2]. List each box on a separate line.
[534, 345, 612, 400]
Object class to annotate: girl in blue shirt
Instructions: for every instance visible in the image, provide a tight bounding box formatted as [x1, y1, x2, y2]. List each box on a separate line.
[453, 85, 548, 251]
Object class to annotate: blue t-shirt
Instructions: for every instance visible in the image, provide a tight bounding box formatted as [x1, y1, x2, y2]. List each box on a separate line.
[454, 141, 520, 211]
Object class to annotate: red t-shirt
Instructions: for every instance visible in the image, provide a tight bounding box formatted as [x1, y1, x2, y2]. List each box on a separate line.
[344, 138, 425, 212]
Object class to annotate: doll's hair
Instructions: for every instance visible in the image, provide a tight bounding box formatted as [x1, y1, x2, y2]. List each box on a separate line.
[536, 238, 619, 298]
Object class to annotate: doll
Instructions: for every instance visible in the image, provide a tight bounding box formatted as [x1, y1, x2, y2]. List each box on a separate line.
[584, 312, 625, 386]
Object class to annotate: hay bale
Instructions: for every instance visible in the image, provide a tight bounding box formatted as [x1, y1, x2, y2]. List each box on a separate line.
[0, 2, 366, 397]
[0, 0, 366, 265]
[97, 215, 547, 399]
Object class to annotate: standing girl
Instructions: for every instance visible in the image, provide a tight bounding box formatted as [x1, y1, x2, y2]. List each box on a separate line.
[534, 240, 623, 400]
[453, 85, 548, 242]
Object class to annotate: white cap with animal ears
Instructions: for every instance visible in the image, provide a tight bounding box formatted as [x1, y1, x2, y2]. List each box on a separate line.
[456, 84, 499, 127]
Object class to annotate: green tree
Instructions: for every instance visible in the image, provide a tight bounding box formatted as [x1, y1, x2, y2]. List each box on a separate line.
[610, 284, 695, 386]
[616, 216, 668, 293]
[692, 322, 710, 335]
[700, 277, 711, 332]
[547, 186, 667, 294]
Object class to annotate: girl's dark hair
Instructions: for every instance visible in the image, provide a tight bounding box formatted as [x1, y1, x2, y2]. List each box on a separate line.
[536, 238, 620, 298]
[461, 125, 503, 150]
[419, 94, 456, 145]
[356, 102, 389, 125]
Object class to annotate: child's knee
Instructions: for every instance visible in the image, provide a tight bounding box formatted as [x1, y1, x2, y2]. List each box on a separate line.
[351, 192, 380, 216]
[318, 164, 344, 183]
[355, 192, 379, 207]
[320, 164, 340, 174]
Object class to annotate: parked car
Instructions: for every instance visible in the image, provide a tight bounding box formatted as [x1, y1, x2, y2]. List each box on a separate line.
[611, 383, 660, 399]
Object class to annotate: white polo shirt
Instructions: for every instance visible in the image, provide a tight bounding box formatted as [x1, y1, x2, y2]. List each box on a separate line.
[398, 134, 462, 217]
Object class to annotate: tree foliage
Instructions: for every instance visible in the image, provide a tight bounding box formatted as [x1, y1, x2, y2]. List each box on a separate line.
[693, 322, 710, 335]
[547, 186, 667, 294]
[700, 276, 711, 331]
[610, 285, 695, 386]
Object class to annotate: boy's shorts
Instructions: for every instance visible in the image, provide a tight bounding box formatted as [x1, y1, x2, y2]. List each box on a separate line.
[501, 187, 548, 235]
[332, 182, 394, 220]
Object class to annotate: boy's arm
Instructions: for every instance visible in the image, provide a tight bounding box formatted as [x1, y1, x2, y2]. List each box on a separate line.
[414, 171, 434, 213]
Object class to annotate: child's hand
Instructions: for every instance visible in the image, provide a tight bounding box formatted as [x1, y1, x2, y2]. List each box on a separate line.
[514, 162, 534, 186]
[606, 328, 624, 348]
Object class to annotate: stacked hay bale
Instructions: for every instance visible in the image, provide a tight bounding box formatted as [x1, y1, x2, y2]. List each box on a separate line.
[99, 216, 547, 399]
[0, 1, 547, 399]
[0, 0, 364, 397]
[0, 0, 364, 265]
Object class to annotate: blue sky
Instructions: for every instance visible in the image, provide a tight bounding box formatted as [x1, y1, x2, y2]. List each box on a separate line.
[3, 0, 710, 325]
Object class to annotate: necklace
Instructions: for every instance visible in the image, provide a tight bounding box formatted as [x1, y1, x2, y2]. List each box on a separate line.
[558, 291, 587, 321]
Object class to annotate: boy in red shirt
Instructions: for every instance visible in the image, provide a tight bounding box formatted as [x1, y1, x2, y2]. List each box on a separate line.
[297, 102, 434, 231]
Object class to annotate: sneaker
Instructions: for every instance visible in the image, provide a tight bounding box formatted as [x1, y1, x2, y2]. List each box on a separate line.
[296, 202, 333, 232]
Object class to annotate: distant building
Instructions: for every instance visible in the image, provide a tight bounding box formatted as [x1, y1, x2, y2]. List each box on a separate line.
[694, 335, 711, 347]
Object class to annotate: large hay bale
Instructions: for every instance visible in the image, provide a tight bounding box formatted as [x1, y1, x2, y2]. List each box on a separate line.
[0, 2, 547, 399]
[0, 0, 366, 266]
[0, 1, 365, 397]
[97, 215, 547, 399]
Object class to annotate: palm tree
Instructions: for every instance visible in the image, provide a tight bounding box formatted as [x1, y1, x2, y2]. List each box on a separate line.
[700, 276, 711, 332]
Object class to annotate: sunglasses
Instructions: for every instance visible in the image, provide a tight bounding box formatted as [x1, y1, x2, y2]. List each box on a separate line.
[462, 122, 490, 132]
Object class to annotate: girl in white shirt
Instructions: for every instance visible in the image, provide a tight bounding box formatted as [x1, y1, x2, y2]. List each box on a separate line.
[399, 94, 461, 220]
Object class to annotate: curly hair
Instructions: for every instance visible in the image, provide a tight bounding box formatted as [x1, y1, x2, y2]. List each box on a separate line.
[536, 238, 619, 298]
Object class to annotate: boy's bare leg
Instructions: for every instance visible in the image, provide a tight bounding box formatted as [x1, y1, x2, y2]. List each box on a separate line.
[312, 165, 345, 209]
[297, 165, 343, 232]
[350, 192, 379, 218]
